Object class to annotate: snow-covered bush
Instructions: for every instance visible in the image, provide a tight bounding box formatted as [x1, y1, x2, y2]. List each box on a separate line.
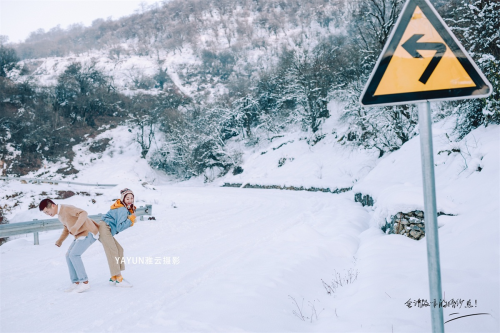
[150, 104, 243, 180]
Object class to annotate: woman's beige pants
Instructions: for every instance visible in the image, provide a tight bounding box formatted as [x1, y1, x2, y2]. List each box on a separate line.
[98, 221, 125, 277]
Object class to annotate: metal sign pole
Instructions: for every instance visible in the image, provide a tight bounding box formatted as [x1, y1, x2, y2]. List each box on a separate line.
[418, 101, 444, 332]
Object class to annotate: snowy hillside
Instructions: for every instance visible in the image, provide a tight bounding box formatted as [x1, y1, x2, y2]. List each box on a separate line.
[9, 49, 197, 97]
[1, 112, 498, 332]
[220, 102, 380, 191]
[7, 0, 343, 102]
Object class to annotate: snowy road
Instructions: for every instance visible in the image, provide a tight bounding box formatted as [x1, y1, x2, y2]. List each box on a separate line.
[1, 186, 498, 332]
[1, 187, 369, 332]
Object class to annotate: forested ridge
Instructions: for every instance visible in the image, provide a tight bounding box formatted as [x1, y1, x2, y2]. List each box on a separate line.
[0, 0, 498, 179]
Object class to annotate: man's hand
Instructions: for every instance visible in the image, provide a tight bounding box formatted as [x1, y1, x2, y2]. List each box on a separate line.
[55, 242, 61, 247]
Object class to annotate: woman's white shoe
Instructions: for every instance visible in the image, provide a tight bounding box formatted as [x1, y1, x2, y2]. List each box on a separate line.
[64, 283, 79, 292]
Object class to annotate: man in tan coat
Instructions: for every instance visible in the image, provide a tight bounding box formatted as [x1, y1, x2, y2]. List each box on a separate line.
[39, 199, 99, 293]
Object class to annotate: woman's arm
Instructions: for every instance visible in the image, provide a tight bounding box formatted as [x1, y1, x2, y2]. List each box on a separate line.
[115, 208, 133, 233]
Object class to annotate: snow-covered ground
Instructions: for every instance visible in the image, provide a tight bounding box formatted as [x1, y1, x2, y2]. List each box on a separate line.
[1, 119, 498, 332]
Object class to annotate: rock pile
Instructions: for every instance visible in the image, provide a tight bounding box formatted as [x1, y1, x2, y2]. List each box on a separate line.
[382, 211, 426, 240]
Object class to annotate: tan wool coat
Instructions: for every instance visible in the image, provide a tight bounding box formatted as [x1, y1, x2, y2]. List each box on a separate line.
[55, 204, 99, 246]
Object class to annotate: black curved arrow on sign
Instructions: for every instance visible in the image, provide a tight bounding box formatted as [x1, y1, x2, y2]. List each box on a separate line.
[402, 34, 446, 84]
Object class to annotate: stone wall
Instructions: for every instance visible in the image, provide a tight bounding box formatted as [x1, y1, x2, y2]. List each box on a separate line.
[381, 210, 454, 240]
[382, 211, 426, 240]
[222, 183, 352, 194]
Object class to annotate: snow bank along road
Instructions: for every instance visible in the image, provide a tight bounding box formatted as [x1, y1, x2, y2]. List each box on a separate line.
[0, 186, 498, 332]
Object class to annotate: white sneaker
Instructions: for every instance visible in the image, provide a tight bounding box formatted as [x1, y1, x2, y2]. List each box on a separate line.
[64, 283, 79, 292]
[115, 278, 133, 288]
[73, 282, 91, 293]
[109, 278, 116, 286]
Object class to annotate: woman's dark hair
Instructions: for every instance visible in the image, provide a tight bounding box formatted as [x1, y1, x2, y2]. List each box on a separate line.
[39, 198, 55, 211]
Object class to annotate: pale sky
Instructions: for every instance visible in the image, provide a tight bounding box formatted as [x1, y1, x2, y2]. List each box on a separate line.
[0, 0, 162, 44]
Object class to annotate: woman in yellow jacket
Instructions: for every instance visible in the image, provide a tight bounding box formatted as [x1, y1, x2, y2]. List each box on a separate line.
[98, 188, 136, 287]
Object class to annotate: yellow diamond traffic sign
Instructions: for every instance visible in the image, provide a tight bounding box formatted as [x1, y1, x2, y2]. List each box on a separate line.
[360, 0, 492, 106]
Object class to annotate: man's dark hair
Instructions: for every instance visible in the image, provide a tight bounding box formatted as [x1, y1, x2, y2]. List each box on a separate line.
[39, 199, 55, 211]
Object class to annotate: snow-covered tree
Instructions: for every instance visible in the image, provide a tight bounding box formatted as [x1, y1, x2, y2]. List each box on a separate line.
[55, 62, 119, 127]
[337, 80, 419, 157]
[447, 0, 500, 138]
[0, 45, 19, 77]
[151, 102, 243, 180]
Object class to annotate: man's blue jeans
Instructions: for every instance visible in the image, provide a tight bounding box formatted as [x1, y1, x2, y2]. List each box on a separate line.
[65, 233, 96, 283]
